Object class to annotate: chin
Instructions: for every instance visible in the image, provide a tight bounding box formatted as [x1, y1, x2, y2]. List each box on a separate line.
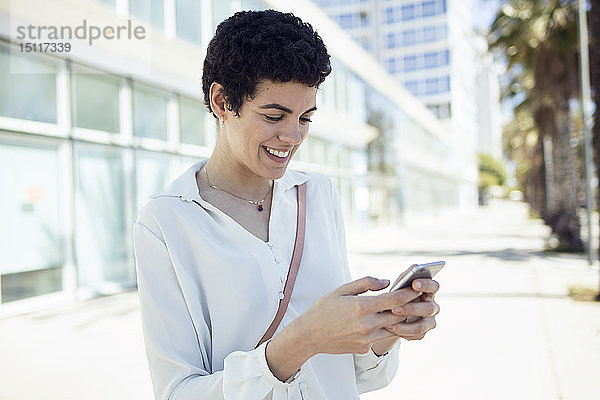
[267, 168, 287, 180]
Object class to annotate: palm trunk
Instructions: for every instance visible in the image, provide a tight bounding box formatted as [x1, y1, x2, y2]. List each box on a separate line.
[590, 0, 600, 262]
[533, 105, 557, 222]
[527, 134, 546, 218]
[547, 100, 584, 251]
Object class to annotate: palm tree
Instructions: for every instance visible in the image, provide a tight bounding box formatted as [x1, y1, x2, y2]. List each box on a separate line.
[590, 0, 600, 265]
[489, 0, 584, 251]
[502, 111, 547, 217]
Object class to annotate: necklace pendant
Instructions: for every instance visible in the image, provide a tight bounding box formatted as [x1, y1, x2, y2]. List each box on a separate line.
[258, 205, 264, 212]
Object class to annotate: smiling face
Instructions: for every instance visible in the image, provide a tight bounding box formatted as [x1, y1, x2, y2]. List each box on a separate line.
[217, 80, 318, 181]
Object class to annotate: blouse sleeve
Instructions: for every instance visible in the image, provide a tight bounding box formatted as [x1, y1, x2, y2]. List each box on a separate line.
[327, 179, 401, 394]
[133, 220, 305, 400]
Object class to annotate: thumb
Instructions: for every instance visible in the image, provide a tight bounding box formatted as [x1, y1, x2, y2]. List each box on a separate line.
[336, 276, 390, 296]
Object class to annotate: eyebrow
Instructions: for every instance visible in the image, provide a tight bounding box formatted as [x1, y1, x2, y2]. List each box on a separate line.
[259, 103, 317, 115]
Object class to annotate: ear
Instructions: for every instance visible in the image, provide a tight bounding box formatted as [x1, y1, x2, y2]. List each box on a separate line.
[209, 82, 227, 119]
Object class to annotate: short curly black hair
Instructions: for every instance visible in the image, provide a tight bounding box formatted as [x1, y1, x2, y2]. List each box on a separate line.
[202, 9, 332, 118]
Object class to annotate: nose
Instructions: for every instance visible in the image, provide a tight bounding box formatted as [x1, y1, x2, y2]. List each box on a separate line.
[277, 119, 304, 146]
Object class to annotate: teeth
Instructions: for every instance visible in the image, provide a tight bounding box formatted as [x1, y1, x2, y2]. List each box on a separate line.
[265, 146, 290, 158]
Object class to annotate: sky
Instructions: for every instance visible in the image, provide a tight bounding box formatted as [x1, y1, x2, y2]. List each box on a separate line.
[472, 0, 504, 31]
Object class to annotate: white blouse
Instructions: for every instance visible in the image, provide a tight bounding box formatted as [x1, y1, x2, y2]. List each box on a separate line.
[133, 160, 400, 400]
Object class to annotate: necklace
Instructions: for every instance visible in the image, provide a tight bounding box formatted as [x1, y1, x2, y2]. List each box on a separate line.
[203, 166, 271, 212]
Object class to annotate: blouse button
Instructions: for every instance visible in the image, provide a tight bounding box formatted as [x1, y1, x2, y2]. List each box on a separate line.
[275, 257, 280, 263]
[278, 291, 285, 300]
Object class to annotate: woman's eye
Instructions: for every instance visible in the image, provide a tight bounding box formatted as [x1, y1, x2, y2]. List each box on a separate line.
[265, 115, 283, 121]
[300, 117, 312, 123]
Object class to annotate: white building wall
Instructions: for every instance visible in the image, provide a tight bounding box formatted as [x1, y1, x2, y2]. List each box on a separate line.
[474, 35, 503, 160]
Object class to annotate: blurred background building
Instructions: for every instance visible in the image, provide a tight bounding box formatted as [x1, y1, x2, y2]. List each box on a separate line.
[314, 0, 503, 207]
[0, 0, 479, 314]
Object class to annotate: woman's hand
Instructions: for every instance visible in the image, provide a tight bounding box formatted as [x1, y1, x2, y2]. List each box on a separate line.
[386, 278, 440, 338]
[266, 275, 440, 382]
[296, 276, 424, 356]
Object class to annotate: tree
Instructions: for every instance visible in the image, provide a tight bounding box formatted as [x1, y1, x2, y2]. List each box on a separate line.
[489, 0, 584, 251]
[502, 110, 546, 216]
[478, 153, 507, 206]
[590, 0, 600, 265]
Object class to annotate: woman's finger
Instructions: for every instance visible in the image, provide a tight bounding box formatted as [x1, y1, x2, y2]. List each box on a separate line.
[368, 288, 423, 313]
[391, 299, 439, 317]
[420, 292, 436, 301]
[334, 276, 390, 296]
[385, 317, 437, 340]
[411, 278, 439, 294]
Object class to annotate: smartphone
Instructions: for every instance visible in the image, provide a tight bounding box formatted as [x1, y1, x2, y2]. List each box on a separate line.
[388, 261, 445, 292]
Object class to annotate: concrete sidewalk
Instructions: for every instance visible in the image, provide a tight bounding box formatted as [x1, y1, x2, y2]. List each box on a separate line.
[1, 199, 598, 399]
[353, 200, 600, 400]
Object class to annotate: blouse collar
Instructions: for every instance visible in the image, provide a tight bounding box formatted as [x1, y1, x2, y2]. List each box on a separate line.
[150, 159, 309, 203]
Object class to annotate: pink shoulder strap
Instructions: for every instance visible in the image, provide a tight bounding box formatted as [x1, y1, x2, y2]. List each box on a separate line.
[256, 182, 307, 348]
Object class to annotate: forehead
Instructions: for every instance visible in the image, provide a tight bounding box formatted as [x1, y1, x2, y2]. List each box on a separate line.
[250, 80, 318, 105]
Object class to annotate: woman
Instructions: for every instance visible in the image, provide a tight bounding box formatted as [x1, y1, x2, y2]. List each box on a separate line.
[133, 9, 440, 400]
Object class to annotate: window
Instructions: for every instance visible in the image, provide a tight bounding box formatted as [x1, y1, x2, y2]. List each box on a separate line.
[386, 58, 397, 74]
[422, 1, 436, 17]
[405, 80, 419, 96]
[427, 102, 451, 119]
[75, 144, 133, 290]
[425, 76, 450, 94]
[420, 50, 450, 69]
[425, 78, 438, 94]
[180, 97, 207, 146]
[441, 75, 451, 92]
[176, 0, 202, 45]
[442, 49, 450, 65]
[385, 8, 394, 24]
[443, 102, 451, 118]
[240, 0, 268, 10]
[133, 85, 169, 140]
[359, 11, 368, 27]
[0, 45, 57, 123]
[0, 140, 63, 302]
[424, 52, 437, 68]
[339, 13, 353, 29]
[403, 55, 417, 72]
[135, 150, 172, 210]
[211, 0, 232, 31]
[423, 26, 436, 42]
[308, 137, 326, 164]
[441, 24, 448, 40]
[72, 71, 120, 133]
[402, 29, 417, 46]
[130, 0, 164, 30]
[386, 33, 395, 48]
[401, 4, 415, 21]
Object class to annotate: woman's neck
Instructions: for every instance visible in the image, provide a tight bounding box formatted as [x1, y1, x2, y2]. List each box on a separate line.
[204, 153, 273, 201]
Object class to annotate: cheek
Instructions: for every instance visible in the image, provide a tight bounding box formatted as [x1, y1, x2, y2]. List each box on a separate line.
[299, 127, 310, 144]
[231, 122, 263, 149]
